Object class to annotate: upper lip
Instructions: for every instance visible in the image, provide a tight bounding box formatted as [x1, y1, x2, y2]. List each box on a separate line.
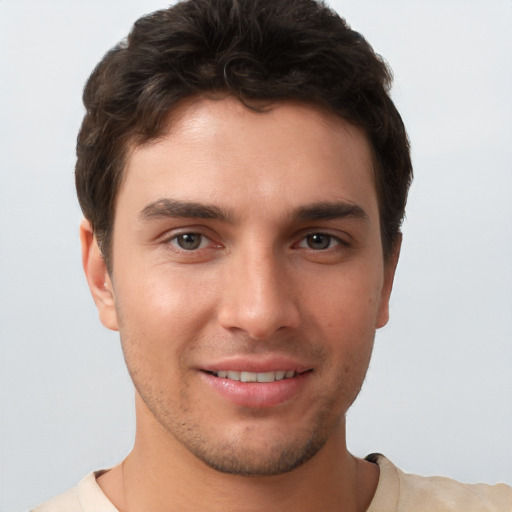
[199, 355, 313, 374]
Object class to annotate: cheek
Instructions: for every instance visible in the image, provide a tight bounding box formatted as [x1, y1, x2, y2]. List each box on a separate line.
[306, 264, 383, 369]
[116, 260, 217, 326]
[309, 265, 384, 328]
[112, 263, 224, 383]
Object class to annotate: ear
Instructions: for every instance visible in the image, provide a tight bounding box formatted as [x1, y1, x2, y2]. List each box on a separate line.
[80, 219, 119, 331]
[376, 234, 402, 329]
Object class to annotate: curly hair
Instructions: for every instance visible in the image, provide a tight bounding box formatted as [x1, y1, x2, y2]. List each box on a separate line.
[76, 0, 412, 269]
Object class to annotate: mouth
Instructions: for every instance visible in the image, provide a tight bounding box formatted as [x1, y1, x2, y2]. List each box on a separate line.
[200, 366, 313, 408]
[204, 369, 312, 383]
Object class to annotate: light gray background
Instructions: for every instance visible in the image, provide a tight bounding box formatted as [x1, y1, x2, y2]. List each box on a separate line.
[1, 1, 511, 511]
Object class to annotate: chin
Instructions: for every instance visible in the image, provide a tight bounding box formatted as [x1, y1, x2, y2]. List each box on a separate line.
[187, 428, 330, 477]
[162, 400, 342, 477]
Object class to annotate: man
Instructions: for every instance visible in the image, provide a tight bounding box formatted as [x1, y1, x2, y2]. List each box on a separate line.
[31, 0, 511, 510]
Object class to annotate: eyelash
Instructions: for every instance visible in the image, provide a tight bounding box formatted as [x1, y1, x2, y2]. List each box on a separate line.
[164, 231, 348, 253]
[168, 232, 212, 251]
[295, 233, 346, 251]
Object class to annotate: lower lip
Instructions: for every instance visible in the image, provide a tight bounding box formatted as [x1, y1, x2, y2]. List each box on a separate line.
[200, 371, 311, 409]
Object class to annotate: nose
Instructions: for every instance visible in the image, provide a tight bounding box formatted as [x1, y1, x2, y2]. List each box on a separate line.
[217, 246, 301, 340]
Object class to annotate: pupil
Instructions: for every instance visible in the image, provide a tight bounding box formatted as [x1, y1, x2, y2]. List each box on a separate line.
[178, 233, 201, 250]
[308, 234, 330, 250]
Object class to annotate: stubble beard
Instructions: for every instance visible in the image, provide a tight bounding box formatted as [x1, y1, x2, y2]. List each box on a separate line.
[131, 363, 365, 477]
[119, 313, 374, 477]
[171, 391, 338, 477]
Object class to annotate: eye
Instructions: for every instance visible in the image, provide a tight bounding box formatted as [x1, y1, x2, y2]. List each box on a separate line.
[298, 233, 341, 250]
[169, 233, 210, 251]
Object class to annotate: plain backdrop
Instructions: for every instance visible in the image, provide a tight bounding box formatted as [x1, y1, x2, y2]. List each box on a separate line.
[1, 1, 511, 511]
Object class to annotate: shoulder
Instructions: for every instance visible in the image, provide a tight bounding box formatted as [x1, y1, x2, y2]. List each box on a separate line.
[30, 471, 118, 512]
[30, 485, 82, 512]
[367, 453, 512, 512]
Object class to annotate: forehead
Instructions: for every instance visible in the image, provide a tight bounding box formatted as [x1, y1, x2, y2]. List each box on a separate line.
[119, 97, 377, 221]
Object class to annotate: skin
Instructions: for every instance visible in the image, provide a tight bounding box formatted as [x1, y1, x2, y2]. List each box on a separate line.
[81, 97, 400, 511]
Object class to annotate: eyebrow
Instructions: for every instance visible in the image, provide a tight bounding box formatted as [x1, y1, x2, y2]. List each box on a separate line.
[139, 198, 368, 224]
[140, 199, 232, 222]
[292, 201, 369, 222]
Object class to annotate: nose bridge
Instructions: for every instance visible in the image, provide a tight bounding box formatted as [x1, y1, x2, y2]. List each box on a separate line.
[218, 239, 300, 339]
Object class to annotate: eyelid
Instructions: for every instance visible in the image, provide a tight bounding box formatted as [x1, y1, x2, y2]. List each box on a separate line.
[293, 229, 351, 248]
[168, 233, 211, 251]
[297, 235, 342, 251]
[160, 226, 222, 250]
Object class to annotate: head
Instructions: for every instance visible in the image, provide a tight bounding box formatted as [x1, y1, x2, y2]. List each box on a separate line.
[78, 0, 412, 478]
[76, 0, 412, 272]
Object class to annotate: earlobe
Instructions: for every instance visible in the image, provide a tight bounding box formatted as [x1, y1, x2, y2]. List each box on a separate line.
[80, 219, 119, 331]
[376, 235, 402, 329]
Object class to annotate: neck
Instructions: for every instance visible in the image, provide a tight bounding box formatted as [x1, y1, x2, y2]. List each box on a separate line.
[98, 398, 379, 512]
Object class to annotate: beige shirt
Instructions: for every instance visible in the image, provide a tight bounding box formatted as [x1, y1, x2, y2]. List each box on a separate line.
[31, 454, 512, 511]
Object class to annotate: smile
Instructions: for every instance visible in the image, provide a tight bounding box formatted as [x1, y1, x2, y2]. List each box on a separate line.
[201, 368, 313, 407]
[207, 370, 307, 382]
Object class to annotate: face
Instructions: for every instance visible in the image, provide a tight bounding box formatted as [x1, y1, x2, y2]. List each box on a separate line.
[84, 97, 398, 476]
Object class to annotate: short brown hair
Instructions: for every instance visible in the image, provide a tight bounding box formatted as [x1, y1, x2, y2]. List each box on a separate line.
[76, 0, 412, 269]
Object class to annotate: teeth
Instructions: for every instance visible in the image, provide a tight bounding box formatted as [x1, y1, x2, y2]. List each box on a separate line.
[256, 371, 276, 383]
[214, 370, 297, 382]
[241, 371, 257, 382]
